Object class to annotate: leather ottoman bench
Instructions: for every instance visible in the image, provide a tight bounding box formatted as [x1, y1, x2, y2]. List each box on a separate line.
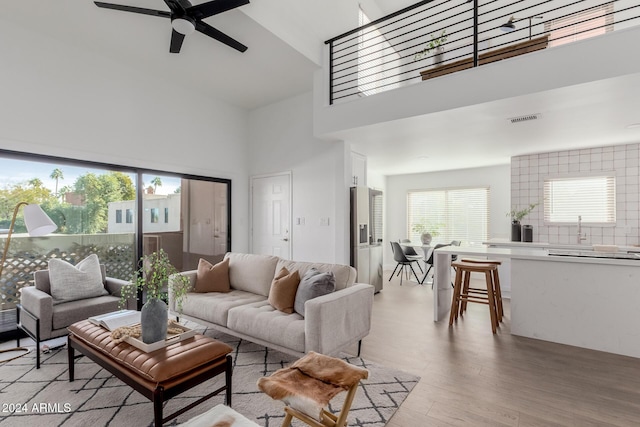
[67, 320, 233, 426]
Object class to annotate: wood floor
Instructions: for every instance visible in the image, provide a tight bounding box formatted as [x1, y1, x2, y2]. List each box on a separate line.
[346, 271, 640, 426]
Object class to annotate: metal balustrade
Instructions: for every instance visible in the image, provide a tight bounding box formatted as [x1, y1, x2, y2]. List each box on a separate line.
[325, 0, 640, 104]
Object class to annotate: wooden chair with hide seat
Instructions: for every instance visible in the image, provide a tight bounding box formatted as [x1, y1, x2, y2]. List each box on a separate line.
[257, 351, 369, 427]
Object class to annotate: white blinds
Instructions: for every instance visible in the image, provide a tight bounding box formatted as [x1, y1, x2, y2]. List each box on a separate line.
[546, 3, 614, 48]
[543, 176, 616, 223]
[407, 187, 489, 246]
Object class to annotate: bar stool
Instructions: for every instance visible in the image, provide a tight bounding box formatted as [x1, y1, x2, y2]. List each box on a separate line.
[449, 261, 499, 333]
[460, 258, 503, 321]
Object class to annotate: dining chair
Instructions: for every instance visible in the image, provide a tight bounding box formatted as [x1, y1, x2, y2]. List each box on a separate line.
[389, 241, 421, 285]
[421, 243, 451, 286]
[399, 239, 424, 274]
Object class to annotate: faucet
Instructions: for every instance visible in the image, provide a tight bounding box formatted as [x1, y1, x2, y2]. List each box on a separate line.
[577, 215, 587, 244]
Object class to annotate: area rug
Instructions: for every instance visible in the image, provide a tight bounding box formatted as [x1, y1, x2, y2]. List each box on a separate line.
[0, 327, 419, 427]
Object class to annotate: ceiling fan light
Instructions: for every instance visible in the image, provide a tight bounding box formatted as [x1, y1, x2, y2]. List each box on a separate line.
[172, 17, 195, 35]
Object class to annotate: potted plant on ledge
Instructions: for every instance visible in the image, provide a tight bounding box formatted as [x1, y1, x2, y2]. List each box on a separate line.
[120, 249, 191, 344]
[414, 30, 447, 65]
[507, 203, 538, 242]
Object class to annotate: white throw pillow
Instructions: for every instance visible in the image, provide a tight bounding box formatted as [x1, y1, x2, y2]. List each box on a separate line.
[48, 254, 108, 304]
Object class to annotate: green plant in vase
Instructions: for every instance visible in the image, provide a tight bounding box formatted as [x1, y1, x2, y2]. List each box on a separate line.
[507, 203, 538, 242]
[414, 30, 447, 61]
[120, 249, 191, 343]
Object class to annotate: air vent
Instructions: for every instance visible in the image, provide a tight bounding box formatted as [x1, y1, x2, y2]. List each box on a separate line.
[509, 113, 541, 124]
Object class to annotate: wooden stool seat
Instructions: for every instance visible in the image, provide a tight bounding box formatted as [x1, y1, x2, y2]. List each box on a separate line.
[449, 261, 500, 333]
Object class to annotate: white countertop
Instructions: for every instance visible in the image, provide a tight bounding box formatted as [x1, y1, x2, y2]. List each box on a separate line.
[435, 245, 640, 266]
[484, 238, 640, 253]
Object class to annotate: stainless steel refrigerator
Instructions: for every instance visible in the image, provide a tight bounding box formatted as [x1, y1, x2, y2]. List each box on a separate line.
[350, 187, 383, 293]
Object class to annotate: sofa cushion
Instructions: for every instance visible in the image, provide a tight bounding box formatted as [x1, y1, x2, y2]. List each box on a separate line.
[227, 300, 305, 353]
[294, 269, 336, 317]
[52, 295, 120, 330]
[48, 254, 109, 304]
[181, 290, 266, 326]
[194, 258, 230, 293]
[275, 260, 356, 291]
[224, 253, 279, 297]
[268, 267, 300, 314]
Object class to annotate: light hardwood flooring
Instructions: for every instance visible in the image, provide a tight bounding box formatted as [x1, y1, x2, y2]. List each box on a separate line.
[345, 271, 640, 426]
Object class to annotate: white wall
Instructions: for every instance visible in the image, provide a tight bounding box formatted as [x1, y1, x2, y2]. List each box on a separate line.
[0, 17, 251, 252]
[512, 143, 640, 246]
[248, 92, 348, 264]
[384, 164, 511, 269]
[314, 25, 640, 137]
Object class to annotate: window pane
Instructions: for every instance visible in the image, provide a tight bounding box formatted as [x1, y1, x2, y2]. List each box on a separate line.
[544, 176, 616, 223]
[115, 209, 122, 223]
[408, 187, 489, 246]
[0, 157, 137, 333]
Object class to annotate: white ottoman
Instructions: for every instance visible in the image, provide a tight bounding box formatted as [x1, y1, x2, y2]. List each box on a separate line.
[179, 404, 260, 427]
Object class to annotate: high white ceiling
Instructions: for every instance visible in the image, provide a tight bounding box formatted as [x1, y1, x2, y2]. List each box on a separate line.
[3, 1, 640, 177]
[0, 0, 319, 110]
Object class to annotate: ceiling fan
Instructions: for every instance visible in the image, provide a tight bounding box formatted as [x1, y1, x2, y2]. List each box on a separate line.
[94, 0, 250, 53]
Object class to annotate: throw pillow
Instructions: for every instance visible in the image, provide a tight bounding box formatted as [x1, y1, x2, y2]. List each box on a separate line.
[194, 258, 231, 293]
[268, 267, 301, 314]
[48, 254, 108, 304]
[293, 268, 336, 317]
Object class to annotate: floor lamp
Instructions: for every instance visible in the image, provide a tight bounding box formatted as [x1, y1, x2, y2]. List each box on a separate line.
[0, 202, 57, 361]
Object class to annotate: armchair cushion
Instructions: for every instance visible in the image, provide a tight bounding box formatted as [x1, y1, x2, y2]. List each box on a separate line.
[48, 254, 108, 304]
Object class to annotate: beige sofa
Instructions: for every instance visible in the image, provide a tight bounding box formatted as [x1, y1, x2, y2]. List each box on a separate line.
[168, 253, 375, 358]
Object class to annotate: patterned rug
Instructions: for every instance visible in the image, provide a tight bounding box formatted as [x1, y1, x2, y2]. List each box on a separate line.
[0, 327, 419, 427]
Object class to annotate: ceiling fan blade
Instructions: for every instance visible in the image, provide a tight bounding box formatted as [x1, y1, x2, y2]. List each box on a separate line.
[170, 29, 186, 53]
[195, 21, 247, 52]
[163, 0, 191, 14]
[189, 0, 250, 20]
[94, 2, 171, 18]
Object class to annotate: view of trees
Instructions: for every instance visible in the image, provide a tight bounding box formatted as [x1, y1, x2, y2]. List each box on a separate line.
[0, 169, 135, 234]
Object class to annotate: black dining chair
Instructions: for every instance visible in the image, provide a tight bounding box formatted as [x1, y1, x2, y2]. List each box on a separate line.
[399, 239, 424, 274]
[389, 241, 422, 286]
[420, 243, 451, 286]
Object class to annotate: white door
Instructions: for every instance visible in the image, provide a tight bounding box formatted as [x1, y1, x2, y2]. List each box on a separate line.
[251, 173, 291, 259]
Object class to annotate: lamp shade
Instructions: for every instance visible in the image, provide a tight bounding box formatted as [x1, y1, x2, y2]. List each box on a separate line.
[500, 17, 516, 32]
[23, 204, 57, 237]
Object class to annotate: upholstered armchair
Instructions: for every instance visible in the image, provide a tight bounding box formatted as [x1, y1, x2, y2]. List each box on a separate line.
[17, 264, 136, 369]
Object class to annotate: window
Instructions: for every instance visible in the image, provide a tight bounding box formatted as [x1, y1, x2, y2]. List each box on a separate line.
[407, 187, 489, 246]
[150, 208, 159, 223]
[164, 207, 169, 223]
[544, 176, 616, 223]
[357, 7, 400, 96]
[126, 209, 133, 223]
[546, 3, 614, 48]
[115, 209, 122, 223]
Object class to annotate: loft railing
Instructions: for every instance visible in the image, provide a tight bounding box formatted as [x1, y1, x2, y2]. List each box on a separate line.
[324, 0, 640, 104]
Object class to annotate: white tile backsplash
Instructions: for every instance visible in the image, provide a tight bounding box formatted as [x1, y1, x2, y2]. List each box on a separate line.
[511, 143, 640, 247]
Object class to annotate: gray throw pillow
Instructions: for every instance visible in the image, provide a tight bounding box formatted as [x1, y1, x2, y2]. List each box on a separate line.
[48, 254, 108, 304]
[294, 268, 336, 317]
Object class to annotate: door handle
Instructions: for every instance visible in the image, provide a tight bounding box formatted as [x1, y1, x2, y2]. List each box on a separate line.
[282, 238, 289, 242]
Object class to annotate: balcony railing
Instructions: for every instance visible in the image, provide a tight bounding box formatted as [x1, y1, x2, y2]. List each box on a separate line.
[325, 0, 640, 104]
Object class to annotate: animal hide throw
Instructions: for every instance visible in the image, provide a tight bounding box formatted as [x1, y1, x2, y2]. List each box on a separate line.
[257, 351, 368, 420]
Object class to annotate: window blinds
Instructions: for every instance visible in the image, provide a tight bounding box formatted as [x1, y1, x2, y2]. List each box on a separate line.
[543, 176, 616, 223]
[407, 187, 489, 246]
[546, 3, 614, 48]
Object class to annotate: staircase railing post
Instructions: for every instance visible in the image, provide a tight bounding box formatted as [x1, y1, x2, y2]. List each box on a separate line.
[473, 0, 479, 67]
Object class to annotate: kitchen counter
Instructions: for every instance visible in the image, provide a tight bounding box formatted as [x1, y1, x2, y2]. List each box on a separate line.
[433, 245, 640, 358]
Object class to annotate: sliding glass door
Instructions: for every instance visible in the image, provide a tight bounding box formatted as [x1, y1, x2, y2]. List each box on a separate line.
[0, 151, 231, 336]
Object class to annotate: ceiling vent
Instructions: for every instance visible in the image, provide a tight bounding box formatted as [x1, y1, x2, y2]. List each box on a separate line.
[509, 113, 541, 124]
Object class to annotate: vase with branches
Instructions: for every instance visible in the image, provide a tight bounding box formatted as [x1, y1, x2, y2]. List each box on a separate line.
[414, 30, 447, 63]
[507, 203, 538, 241]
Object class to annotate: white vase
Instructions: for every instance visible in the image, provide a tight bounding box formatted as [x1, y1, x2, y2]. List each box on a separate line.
[420, 233, 432, 245]
[433, 47, 444, 66]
